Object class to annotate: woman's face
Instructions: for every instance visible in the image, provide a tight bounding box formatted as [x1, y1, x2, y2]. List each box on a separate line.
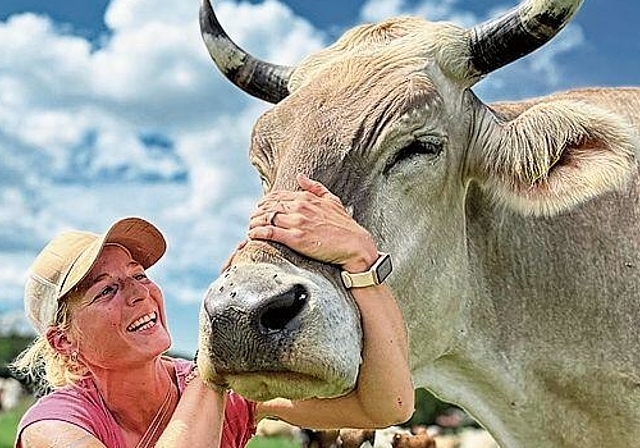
[67, 244, 171, 370]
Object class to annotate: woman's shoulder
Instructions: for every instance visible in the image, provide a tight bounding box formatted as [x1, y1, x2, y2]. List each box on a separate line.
[20, 381, 103, 424]
[165, 355, 257, 447]
[222, 391, 258, 448]
[23, 380, 102, 419]
[17, 380, 123, 447]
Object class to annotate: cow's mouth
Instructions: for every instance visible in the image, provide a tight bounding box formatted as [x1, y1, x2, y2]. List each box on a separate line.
[222, 371, 350, 401]
[197, 347, 353, 401]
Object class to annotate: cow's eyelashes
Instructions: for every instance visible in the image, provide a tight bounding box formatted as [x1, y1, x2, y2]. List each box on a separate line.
[260, 176, 272, 193]
[383, 136, 443, 174]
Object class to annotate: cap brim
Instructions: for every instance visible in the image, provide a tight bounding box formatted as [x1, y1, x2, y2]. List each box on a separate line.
[59, 217, 166, 299]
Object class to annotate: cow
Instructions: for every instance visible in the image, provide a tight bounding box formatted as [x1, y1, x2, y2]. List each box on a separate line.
[196, 0, 640, 446]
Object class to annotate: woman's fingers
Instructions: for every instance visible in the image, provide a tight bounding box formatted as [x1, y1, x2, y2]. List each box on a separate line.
[247, 224, 336, 264]
[248, 202, 334, 260]
[246, 175, 373, 266]
[249, 209, 292, 230]
[296, 173, 342, 204]
[257, 174, 343, 206]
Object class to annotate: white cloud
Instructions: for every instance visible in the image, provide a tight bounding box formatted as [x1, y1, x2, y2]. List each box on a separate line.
[360, 0, 405, 22]
[0, 309, 35, 337]
[360, 0, 478, 26]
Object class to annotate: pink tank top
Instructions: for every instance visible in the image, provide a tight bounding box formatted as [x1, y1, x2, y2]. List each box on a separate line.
[16, 358, 256, 448]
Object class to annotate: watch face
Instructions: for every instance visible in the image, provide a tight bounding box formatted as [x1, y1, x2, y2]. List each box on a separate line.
[375, 254, 393, 283]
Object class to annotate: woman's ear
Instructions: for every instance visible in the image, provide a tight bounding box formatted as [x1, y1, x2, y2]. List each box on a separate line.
[46, 326, 75, 356]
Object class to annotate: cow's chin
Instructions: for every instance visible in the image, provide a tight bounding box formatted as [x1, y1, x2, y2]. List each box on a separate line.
[197, 353, 354, 401]
[225, 372, 352, 401]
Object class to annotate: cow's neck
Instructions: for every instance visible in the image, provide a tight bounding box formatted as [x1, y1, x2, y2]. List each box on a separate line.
[429, 178, 640, 447]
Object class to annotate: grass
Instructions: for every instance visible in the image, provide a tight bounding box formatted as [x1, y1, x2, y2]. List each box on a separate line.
[0, 397, 33, 448]
[247, 436, 301, 448]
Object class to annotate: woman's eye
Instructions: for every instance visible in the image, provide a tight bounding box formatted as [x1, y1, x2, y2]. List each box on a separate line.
[134, 272, 148, 281]
[95, 284, 117, 300]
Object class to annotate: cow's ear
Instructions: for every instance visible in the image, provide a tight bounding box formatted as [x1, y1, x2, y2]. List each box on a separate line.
[479, 100, 638, 216]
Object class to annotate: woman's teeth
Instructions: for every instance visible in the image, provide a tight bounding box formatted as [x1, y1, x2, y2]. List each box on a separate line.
[127, 312, 157, 332]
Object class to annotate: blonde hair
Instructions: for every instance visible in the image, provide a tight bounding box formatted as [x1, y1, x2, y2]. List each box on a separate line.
[11, 296, 89, 392]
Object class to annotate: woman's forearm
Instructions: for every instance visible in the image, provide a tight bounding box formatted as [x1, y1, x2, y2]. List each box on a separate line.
[156, 379, 226, 448]
[349, 283, 414, 425]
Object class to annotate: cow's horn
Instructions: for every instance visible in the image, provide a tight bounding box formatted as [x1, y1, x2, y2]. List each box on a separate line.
[468, 0, 583, 77]
[199, 0, 293, 104]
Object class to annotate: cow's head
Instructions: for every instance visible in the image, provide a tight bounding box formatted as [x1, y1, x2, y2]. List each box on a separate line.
[197, 0, 637, 401]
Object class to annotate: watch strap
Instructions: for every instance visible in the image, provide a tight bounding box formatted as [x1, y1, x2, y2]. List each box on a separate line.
[341, 252, 391, 289]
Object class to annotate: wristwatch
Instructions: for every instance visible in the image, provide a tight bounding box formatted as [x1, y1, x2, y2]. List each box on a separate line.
[340, 252, 393, 289]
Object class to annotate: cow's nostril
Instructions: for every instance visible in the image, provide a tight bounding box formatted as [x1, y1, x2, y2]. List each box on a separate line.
[259, 284, 308, 333]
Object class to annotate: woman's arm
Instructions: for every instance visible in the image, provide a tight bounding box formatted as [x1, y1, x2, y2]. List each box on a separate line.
[247, 174, 414, 429]
[156, 378, 227, 448]
[19, 421, 107, 448]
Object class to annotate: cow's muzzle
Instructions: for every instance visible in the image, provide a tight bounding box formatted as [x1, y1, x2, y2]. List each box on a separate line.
[197, 261, 363, 401]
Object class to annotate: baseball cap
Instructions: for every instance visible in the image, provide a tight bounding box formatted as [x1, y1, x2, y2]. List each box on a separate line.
[24, 217, 167, 334]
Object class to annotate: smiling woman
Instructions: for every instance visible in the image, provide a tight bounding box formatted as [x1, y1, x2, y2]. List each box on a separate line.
[10, 217, 252, 448]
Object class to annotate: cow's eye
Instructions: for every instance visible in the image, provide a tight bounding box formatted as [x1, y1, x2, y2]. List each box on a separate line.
[260, 176, 271, 193]
[383, 136, 443, 174]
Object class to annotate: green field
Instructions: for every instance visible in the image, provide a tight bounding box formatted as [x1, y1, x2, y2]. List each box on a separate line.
[0, 398, 33, 448]
[247, 436, 301, 448]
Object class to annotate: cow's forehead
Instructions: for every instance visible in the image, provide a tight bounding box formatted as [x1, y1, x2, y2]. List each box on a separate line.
[289, 16, 471, 92]
[250, 16, 465, 156]
[250, 70, 444, 174]
[247, 17, 465, 192]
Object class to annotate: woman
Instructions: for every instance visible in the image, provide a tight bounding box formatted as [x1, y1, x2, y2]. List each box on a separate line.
[13, 174, 414, 448]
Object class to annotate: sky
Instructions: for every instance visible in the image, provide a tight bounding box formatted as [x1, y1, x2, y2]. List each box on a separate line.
[0, 0, 637, 355]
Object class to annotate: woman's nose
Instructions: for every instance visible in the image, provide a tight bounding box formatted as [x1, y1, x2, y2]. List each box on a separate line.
[123, 277, 149, 305]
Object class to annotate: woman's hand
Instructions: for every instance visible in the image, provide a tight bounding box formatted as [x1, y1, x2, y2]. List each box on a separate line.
[247, 173, 378, 273]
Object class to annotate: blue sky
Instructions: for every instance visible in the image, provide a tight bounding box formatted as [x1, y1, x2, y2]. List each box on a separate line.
[0, 0, 637, 355]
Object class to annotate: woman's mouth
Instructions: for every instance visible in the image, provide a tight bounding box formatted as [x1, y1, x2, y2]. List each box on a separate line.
[127, 311, 158, 332]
